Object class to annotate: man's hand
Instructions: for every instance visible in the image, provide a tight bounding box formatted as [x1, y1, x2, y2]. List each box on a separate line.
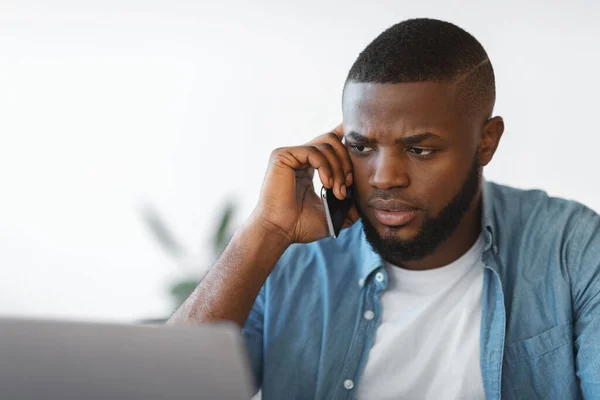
[251, 124, 359, 244]
[167, 124, 360, 327]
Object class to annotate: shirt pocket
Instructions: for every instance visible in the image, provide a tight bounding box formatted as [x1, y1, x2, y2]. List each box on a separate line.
[502, 321, 579, 400]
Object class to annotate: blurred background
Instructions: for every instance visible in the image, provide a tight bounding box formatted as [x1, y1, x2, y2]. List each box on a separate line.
[1, 0, 599, 322]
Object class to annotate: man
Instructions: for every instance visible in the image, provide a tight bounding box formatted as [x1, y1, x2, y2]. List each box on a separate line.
[169, 18, 600, 399]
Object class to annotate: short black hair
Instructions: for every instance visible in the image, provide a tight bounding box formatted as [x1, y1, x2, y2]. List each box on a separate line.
[345, 18, 495, 117]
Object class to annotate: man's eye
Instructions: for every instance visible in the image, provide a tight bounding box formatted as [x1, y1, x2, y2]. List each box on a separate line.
[349, 145, 374, 154]
[408, 148, 435, 156]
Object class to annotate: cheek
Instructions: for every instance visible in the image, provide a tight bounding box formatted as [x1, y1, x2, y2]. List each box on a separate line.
[411, 161, 454, 190]
[409, 156, 471, 214]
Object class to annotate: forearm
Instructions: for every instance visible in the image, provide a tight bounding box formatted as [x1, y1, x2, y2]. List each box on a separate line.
[167, 219, 290, 327]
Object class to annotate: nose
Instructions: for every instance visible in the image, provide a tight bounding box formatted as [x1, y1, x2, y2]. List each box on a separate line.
[369, 148, 410, 190]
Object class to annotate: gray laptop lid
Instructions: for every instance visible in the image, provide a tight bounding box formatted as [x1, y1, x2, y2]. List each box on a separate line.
[0, 317, 254, 400]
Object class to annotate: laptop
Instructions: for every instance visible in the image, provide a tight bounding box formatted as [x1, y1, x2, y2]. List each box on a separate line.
[0, 317, 255, 399]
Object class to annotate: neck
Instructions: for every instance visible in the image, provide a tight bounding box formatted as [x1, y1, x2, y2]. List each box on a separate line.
[398, 188, 483, 271]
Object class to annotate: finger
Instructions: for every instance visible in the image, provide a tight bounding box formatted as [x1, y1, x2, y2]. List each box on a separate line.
[331, 123, 344, 139]
[307, 126, 353, 187]
[303, 146, 334, 189]
[323, 131, 353, 187]
[271, 146, 334, 189]
[313, 143, 346, 200]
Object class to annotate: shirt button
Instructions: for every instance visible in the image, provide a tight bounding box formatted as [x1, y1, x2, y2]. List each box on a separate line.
[343, 379, 354, 390]
[358, 278, 365, 287]
[375, 272, 384, 282]
[493, 245, 499, 254]
[364, 310, 375, 320]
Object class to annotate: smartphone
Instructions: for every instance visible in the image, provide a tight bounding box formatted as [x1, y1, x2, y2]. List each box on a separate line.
[321, 185, 353, 238]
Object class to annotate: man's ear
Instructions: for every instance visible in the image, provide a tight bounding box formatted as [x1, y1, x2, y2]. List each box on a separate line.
[478, 116, 504, 166]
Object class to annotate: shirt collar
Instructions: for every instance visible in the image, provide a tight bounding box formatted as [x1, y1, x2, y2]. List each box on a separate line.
[481, 179, 496, 253]
[356, 222, 385, 283]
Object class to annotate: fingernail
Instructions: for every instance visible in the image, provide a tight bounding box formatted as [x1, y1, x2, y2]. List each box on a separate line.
[341, 185, 347, 197]
[346, 172, 353, 186]
[329, 177, 333, 187]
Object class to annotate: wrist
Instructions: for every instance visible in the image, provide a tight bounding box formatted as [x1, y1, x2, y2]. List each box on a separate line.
[243, 213, 293, 251]
[228, 213, 292, 273]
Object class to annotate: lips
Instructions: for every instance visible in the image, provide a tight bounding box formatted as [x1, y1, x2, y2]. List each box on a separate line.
[369, 199, 419, 227]
[372, 209, 417, 226]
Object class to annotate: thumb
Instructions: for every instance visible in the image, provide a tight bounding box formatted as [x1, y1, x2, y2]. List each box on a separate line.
[342, 204, 360, 229]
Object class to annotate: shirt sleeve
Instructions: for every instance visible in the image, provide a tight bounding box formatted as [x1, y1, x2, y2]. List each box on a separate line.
[242, 284, 266, 391]
[572, 208, 600, 396]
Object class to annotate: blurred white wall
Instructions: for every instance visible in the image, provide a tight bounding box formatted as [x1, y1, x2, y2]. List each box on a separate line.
[1, 0, 599, 321]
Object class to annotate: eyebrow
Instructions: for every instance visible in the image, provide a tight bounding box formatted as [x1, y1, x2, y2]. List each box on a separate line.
[346, 131, 444, 146]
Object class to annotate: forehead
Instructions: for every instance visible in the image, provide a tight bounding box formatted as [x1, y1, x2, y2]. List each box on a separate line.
[342, 81, 463, 137]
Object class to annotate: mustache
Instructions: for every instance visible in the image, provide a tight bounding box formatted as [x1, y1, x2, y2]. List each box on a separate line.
[368, 189, 425, 207]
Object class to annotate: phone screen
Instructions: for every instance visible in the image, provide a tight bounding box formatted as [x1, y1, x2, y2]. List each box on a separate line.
[321, 186, 353, 238]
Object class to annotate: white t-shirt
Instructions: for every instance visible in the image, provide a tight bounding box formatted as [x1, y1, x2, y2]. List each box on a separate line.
[357, 234, 486, 400]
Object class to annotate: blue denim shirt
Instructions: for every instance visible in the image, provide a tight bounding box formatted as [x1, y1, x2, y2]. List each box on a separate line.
[242, 181, 600, 399]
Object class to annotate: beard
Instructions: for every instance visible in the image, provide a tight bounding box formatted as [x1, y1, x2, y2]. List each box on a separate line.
[357, 153, 481, 266]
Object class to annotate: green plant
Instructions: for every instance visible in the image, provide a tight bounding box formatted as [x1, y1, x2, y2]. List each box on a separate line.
[140, 200, 237, 312]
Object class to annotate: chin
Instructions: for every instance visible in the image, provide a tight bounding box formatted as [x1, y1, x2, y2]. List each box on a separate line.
[370, 217, 422, 242]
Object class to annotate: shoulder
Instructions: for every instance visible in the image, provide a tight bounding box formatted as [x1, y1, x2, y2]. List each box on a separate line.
[486, 181, 600, 288]
[485, 181, 597, 238]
